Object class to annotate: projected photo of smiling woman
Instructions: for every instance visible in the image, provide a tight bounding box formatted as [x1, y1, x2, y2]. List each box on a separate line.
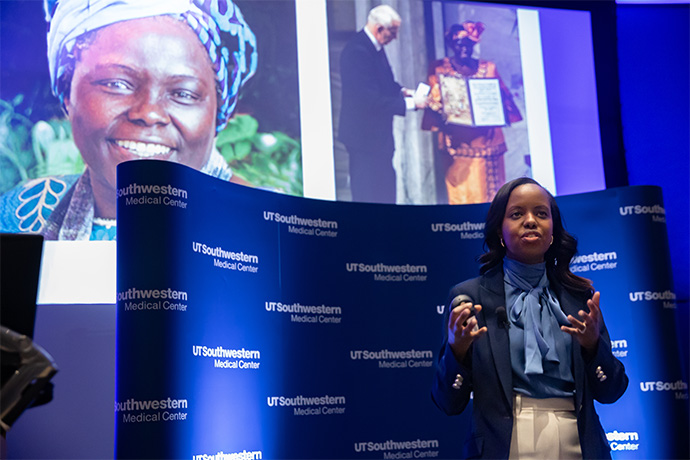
[0, 0, 257, 240]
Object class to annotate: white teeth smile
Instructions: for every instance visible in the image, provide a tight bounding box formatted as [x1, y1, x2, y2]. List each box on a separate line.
[115, 140, 172, 157]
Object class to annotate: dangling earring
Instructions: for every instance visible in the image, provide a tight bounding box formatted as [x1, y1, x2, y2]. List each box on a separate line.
[550, 235, 554, 245]
[500, 238, 505, 248]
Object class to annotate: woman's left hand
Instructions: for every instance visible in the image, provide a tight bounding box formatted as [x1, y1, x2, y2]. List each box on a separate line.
[561, 290, 602, 352]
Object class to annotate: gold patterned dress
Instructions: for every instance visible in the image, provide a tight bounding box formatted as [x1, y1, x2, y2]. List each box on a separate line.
[422, 57, 522, 204]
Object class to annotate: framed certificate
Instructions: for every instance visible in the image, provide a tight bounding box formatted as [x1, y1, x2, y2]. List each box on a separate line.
[439, 75, 507, 127]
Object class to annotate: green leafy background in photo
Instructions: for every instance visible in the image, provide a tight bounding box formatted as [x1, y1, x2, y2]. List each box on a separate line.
[216, 114, 303, 196]
[1, 96, 84, 194]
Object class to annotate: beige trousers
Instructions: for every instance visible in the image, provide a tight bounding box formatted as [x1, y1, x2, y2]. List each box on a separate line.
[509, 394, 582, 460]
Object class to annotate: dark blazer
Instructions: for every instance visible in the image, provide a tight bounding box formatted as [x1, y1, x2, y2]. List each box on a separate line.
[338, 30, 406, 153]
[432, 265, 628, 459]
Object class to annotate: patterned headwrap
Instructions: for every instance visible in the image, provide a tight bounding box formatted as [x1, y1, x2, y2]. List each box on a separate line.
[445, 21, 486, 45]
[45, 0, 257, 133]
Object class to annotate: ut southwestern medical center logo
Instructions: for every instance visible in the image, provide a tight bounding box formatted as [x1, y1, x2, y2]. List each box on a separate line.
[639, 379, 688, 399]
[263, 210, 338, 237]
[619, 203, 665, 223]
[611, 339, 629, 358]
[115, 397, 188, 423]
[192, 345, 261, 370]
[192, 450, 262, 460]
[117, 287, 189, 312]
[117, 182, 189, 209]
[353, 438, 440, 458]
[265, 301, 343, 324]
[192, 241, 260, 274]
[606, 431, 640, 452]
[345, 262, 428, 282]
[266, 394, 346, 416]
[430, 221, 484, 239]
[350, 349, 434, 369]
[629, 289, 676, 309]
[569, 251, 618, 273]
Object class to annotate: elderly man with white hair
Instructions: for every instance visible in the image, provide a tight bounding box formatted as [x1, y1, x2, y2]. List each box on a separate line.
[338, 4, 422, 204]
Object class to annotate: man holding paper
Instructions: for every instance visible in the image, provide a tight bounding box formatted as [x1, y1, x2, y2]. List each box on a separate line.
[338, 5, 426, 204]
[422, 22, 522, 205]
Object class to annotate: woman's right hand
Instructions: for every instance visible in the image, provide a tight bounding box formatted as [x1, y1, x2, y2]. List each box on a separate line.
[448, 303, 487, 362]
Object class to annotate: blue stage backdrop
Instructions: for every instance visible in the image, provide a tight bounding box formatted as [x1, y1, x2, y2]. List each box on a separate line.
[115, 161, 687, 459]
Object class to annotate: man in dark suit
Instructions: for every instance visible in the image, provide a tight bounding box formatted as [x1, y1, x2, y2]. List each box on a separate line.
[338, 5, 421, 204]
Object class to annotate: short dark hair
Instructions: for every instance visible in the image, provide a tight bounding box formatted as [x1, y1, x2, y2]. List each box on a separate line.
[478, 177, 593, 294]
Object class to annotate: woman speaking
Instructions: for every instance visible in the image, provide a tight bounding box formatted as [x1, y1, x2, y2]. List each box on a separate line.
[432, 177, 628, 459]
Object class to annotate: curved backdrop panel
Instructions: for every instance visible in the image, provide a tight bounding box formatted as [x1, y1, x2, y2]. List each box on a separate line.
[115, 160, 687, 459]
